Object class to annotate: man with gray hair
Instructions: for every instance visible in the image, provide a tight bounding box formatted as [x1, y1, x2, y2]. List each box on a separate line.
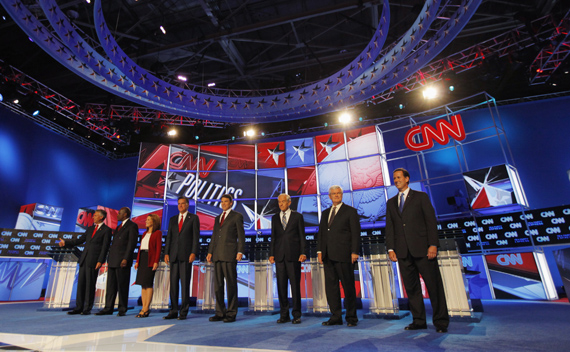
[269, 193, 307, 324]
[317, 185, 361, 327]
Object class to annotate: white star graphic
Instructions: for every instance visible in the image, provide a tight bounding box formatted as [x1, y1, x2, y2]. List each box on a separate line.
[319, 135, 339, 156]
[291, 141, 312, 162]
[265, 145, 284, 165]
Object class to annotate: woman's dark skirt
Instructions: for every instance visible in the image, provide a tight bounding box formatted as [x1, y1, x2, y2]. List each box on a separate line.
[135, 250, 155, 288]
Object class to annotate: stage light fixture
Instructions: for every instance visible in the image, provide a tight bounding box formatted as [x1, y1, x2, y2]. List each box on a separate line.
[244, 128, 255, 137]
[177, 75, 187, 82]
[449, 85, 455, 92]
[167, 129, 177, 136]
[338, 111, 352, 124]
[195, 135, 200, 140]
[261, 132, 266, 136]
[399, 103, 404, 109]
[422, 86, 439, 100]
[160, 26, 166, 34]
[208, 82, 216, 87]
[324, 122, 328, 127]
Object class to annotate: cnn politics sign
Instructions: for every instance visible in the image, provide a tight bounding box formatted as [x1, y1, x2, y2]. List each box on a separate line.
[404, 114, 466, 151]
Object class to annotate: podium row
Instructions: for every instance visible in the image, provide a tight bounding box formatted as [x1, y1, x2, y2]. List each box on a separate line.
[43, 239, 475, 318]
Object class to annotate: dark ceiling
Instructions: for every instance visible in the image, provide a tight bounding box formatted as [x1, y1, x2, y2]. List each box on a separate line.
[1, 0, 569, 157]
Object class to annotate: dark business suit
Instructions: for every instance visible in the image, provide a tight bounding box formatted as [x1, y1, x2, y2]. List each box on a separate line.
[270, 210, 306, 320]
[103, 219, 138, 313]
[165, 212, 200, 316]
[208, 210, 246, 319]
[66, 223, 112, 313]
[385, 189, 449, 328]
[317, 203, 361, 324]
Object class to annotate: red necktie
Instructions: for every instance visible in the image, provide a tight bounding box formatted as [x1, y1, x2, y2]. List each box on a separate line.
[116, 222, 122, 233]
[179, 215, 184, 232]
[220, 212, 226, 226]
[92, 224, 98, 238]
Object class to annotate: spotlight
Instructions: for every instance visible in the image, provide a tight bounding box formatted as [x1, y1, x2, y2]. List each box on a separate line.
[358, 117, 364, 122]
[160, 26, 166, 34]
[244, 128, 255, 137]
[20, 92, 41, 116]
[167, 129, 177, 136]
[338, 111, 352, 124]
[207, 82, 216, 87]
[261, 131, 265, 136]
[449, 85, 455, 92]
[177, 75, 187, 82]
[422, 86, 438, 100]
[324, 122, 328, 127]
[195, 135, 199, 140]
[399, 103, 404, 109]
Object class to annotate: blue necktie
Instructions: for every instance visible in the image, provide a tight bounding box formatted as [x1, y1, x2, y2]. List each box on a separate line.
[399, 193, 405, 213]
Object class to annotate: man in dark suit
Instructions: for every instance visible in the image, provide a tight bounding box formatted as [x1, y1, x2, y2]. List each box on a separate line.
[317, 185, 361, 327]
[95, 207, 138, 316]
[58, 209, 112, 315]
[207, 194, 245, 323]
[269, 193, 307, 324]
[385, 168, 449, 333]
[164, 196, 200, 320]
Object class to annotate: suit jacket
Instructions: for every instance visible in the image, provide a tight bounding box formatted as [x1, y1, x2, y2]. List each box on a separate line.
[107, 219, 139, 268]
[136, 230, 163, 267]
[164, 212, 200, 262]
[66, 223, 112, 267]
[317, 204, 361, 263]
[208, 210, 246, 262]
[270, 211, 306, 262]
[385, 189, 438, 258]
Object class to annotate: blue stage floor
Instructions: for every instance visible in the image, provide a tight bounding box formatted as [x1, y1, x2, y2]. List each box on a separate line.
[0, 299, 568, 351]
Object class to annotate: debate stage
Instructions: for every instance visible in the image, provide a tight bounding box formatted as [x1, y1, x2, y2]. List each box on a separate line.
[0, 299, 567, 352]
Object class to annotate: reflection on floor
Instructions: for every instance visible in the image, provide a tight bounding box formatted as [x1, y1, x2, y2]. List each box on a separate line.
[0, 300, 569, 352]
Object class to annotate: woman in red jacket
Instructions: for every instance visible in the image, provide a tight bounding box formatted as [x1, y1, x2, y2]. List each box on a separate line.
[134, 213, 162, 317]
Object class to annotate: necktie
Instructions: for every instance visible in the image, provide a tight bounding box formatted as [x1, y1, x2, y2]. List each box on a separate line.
[92, 224, 98, 238]
[220, 211, 226, 226]
[282, 212, 287, 230]
[116, 222, 122, 233]
[399, 193, 405, 213]
[179, 215, 184, 232]
[328, 206, 336, 227]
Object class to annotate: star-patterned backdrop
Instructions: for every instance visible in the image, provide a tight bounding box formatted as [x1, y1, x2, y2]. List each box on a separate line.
[133, 125, 388, 233]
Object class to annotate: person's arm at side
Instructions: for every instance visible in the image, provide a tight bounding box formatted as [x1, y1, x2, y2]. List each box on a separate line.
[236, 213, 246, 261]
[349, 207, 361, 264]
[316, 211, 325, 264]
[134, 244, 141, 270]
[189, 214, 200, 263]
[123, 223, 139, 267]
[96, 227, 112, 270]
[150, 230, 162, 270]
[385, 201, 398, 262]
[421, 192, 439, 259]
[206, 220, 217, 263]
[164, 217, 173, 265]
[298, 213, 307, 262]
[269, 215, 276, 264]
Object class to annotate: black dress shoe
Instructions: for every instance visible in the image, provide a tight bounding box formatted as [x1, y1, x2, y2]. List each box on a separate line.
[347, 322, 358, 327]
[405, 323, 427, 330]
[292, 318, 301, 324]
[276, 318, 291, 323]
[223, 317, 236, 323]
[163, 313, 178, 320]
[117, 312, 126, 317]
[80, 311, 91, 315]
[67, 310, 82, 315]
[177, 315, 187, 320]
[95, 310, 113, 316]
[322, 320, 343, 326]
[209, 315, 224, 322]
[436, 327, 448, 333]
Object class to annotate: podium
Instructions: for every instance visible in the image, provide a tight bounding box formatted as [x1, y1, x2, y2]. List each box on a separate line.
[360, 239, 409, 319]
[438, 238, 480, 321]
[245, 243, 277, 315]
[150, 261, 170, 310]
[93, 263, 109, 309]
[193, 246, 216, 314]
[42, 247, 81, 310]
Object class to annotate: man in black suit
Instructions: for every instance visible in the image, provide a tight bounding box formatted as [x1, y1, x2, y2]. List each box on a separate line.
[207, 194, 245, 323]
[317, 185, 361, 327]
[96, 207, 138, 316]
[164, 196, 200, 320]
[269, 193, 307, 324]
[59, 209, 112, 315]
[385, 168, 449, 333]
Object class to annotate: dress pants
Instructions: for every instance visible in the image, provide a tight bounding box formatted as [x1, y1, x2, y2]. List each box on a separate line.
[275, 260, 302, 319]
[213, 261, 238, 318]
[398, 251, 449, 328]
[169, 260, 192, 316]
[75, 264, 98, 312]
[104, 266, 131, 313]
[323, 258, 358, 324]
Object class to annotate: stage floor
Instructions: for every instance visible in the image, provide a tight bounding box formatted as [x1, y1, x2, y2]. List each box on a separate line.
[0, 300, 568, 351]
